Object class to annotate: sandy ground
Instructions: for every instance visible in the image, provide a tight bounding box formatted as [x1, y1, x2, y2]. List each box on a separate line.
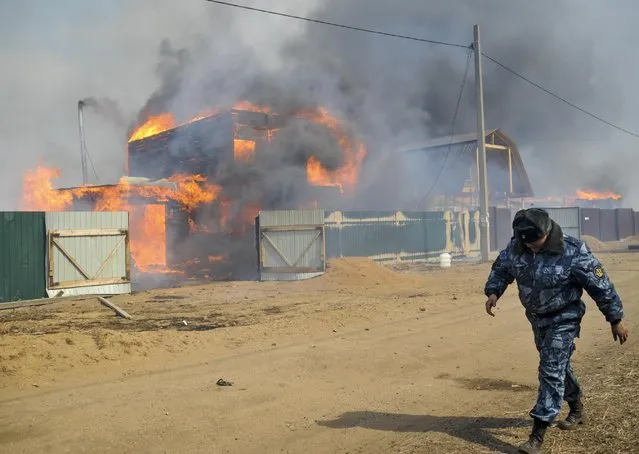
[0, 254, 637, 454]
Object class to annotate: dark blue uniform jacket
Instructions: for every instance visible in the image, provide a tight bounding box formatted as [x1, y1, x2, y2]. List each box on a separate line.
[484, 222, 624, 327]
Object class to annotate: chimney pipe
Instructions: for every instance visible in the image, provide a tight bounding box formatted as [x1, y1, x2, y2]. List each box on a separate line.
[77, 100, 88, 185]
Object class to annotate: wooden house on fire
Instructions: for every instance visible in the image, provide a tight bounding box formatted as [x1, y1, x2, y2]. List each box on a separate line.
[396, 129, 534, 210]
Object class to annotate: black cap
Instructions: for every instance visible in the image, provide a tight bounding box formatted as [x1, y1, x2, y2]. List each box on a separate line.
[513, 208, 552, 243]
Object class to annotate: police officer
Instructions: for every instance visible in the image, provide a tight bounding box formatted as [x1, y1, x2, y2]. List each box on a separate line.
[483, 208, 628, 454]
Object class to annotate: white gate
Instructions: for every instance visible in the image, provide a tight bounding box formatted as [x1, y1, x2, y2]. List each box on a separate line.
[258, 210, 326, 281]
[45, 212, 131, 296]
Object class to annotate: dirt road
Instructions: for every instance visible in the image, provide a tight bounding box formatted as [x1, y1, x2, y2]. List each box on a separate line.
[0, 255, 636, 453]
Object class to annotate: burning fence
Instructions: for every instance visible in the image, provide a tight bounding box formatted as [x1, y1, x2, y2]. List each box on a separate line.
[21, 103, 367, 280]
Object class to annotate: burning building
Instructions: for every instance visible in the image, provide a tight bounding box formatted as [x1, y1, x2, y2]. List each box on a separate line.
[21, 103, 367, 282]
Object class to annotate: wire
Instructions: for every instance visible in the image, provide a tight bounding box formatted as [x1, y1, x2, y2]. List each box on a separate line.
[85, 149, 100, 182]
[207, 0, 638, 140]
[482, 52, 639, 139]
[422, 50, 473, 205]
[204, 0, 470, 49]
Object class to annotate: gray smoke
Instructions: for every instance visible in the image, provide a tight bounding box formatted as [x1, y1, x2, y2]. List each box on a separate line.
[4, 1, 639, 222]
[81, 97, 127, 130]
[130, 0, 639, 210]
[282, 0, 636, 201]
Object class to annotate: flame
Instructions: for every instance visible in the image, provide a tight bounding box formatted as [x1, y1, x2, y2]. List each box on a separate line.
[128, 113, 176, 143]
[233, 101, 271, 113]
[217, 199, 260, 236]
[168, 174, 220, 211]
[130, 204, 166, 270]
[234, 139, 256, 163]
[208, 255, 224, 263]
[576, 189, 622, 201]
[22, 102, 366, 277]
[300, 107, 367, 194]
[128, 102, 271, 144]
[128, 104, 366, 195]
[21, 166, 73, 211]
[20, 167, 221, 273]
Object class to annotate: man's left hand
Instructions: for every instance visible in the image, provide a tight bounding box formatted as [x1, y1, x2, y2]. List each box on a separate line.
[612, 321, 629, 345]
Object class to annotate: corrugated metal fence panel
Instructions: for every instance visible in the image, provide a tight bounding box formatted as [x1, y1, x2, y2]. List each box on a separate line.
[0, 212, 46, 303]
[599, 209, 617, 242]
[261, 230, 323, 268]
[615, 208, 634, 240]
[543, 208, 581, 239]
[45, 212, 130, 296]
[259, 210, 325, 228]
[326, 211, 397, 259]
[580, 208, 601, 239]
[258, 210, 325, 281]
[490, 207, 513, 251]
[325, 211, 452, 262]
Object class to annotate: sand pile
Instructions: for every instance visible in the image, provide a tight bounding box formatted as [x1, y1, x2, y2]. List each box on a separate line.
[320, 257, 413, 287]
[582, 235, 607, 252]
[583, 235, 639, 252]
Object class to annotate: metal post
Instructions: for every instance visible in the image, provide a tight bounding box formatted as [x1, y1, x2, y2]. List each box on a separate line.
[473, 25, 490, 261]
[77, 100, 88, 185]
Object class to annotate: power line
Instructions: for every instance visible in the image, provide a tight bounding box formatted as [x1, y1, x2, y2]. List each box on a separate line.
[482, 52, 639, 139]
[204, 1, 470, 49]
[422, 50, 473, 205]
[206, 1, 639, 140]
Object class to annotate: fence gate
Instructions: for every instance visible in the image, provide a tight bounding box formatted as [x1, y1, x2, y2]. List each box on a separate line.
[48, 228, 131, 291]
[258, 210, 326, 281]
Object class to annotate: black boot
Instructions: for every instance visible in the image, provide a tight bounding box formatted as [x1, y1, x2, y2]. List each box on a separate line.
[557, 400, 586, 430]
[518, 418, 549, 454]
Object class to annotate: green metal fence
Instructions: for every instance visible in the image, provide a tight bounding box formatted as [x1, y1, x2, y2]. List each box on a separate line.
[0, 212, 46, 303]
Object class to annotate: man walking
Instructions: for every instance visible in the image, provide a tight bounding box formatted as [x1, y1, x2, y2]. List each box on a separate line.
[483, 208, 628, 454]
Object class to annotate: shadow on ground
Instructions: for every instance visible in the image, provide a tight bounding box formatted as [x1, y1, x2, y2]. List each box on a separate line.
[318, 411, 528, 453]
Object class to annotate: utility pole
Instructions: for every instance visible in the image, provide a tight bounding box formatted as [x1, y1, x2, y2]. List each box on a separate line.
[77, 100, 89, 185]
[473, 24, 490, 261]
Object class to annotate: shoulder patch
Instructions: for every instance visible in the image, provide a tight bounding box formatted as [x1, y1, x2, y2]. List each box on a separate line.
[594, 265, 605, 279]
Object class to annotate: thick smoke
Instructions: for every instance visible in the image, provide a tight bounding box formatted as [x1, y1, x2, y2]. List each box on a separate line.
[128, 0, 639, 209]
[279, 0, 637, 202]
[4, 0, 639, 278]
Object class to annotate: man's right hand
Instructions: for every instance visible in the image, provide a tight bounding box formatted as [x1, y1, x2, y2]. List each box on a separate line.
[485, 294, 498, 317]
[612, 321, 629, 345]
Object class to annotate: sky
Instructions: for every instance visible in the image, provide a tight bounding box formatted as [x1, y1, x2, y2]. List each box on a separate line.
[2, 0, 639, 209]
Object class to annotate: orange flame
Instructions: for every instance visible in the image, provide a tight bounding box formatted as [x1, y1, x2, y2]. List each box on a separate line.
[300, 107, 367, 194]
[234, 139, 256, 163]
[130, 204, 167, 270]
[128, 102, 271, 143]
[233, 101, 271, 113]
[20, 168, 221, 273]
[576, 189, 622, 201]
[21, 166, 73, 211]
[128, 113, 176, 143]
